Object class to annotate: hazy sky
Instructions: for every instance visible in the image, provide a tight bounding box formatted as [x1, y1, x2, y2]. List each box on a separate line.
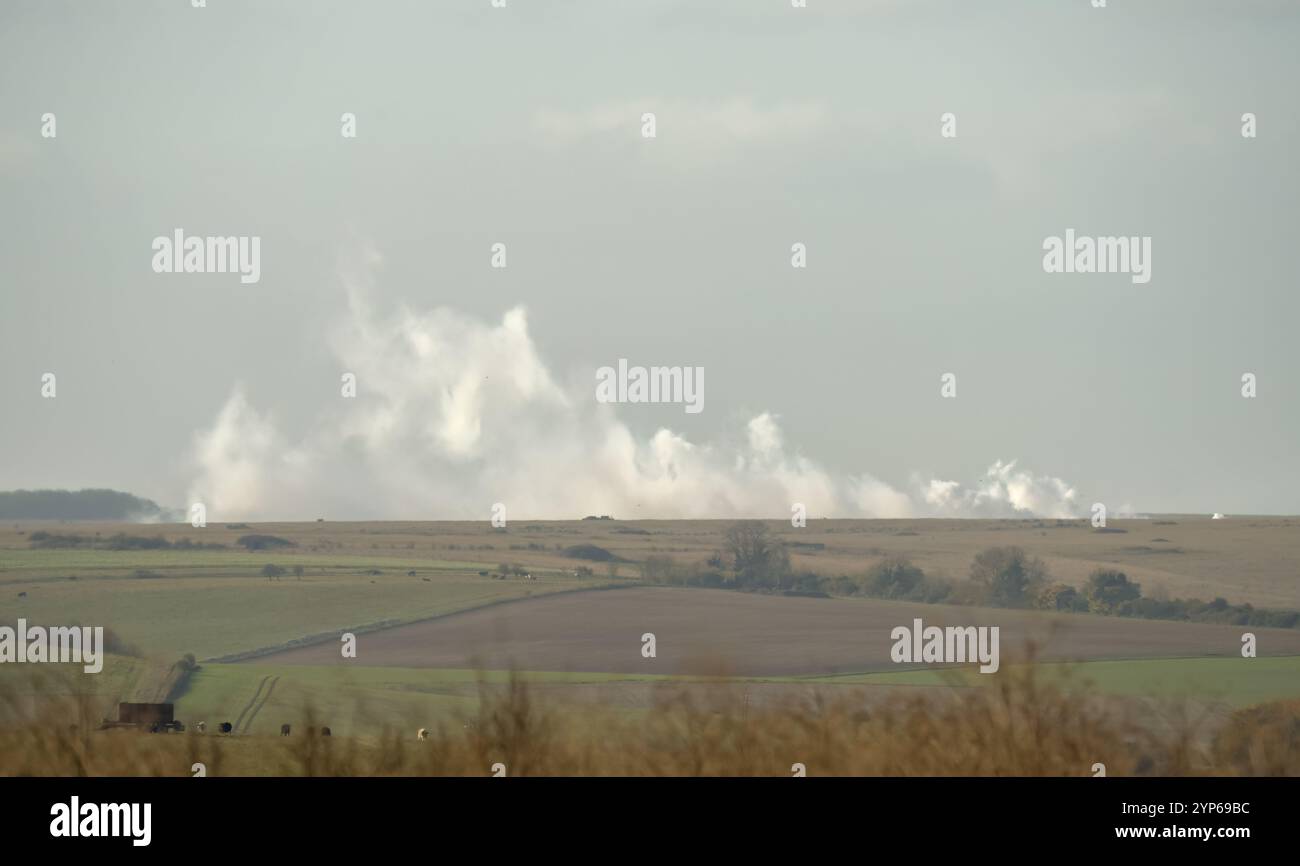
[1, 0, 1297, 519]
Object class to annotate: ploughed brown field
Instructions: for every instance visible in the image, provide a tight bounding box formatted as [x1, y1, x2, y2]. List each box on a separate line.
[255, 586, 1300, 676]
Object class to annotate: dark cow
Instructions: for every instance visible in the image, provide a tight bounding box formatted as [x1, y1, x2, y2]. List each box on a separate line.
[219, 722, 233, 734]
[320, 727, 331, 737]
[280, 724, 291, 736]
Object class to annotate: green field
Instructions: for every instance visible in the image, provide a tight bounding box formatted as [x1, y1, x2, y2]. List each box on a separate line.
[0, 523, 623, 664]
[0, 555, 609, 663]
[799, 655, 1300, 706]
[145, 655, 1300, 740]
[169, 663, 680, 737]
[0, 571, 605, 662]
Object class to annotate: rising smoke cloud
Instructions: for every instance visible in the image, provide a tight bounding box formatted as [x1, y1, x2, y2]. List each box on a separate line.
[186, 258, 1084, 522]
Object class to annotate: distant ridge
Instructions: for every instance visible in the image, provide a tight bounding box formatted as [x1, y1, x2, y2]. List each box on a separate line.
[0, 488, 171, 521]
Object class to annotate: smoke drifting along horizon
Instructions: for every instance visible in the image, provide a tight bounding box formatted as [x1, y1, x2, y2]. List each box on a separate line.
[186, 262, 1084, 522]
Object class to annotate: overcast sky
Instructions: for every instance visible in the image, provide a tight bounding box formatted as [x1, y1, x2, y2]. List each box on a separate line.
[1, 0, 1297, 520]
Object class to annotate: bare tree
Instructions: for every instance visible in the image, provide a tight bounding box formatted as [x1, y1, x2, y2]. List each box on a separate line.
[723, 521, 789, 588]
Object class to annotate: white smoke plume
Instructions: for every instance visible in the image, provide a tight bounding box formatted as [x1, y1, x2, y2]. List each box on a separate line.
[918, 460, 1080, 519]
[187, 262, 1084, 522]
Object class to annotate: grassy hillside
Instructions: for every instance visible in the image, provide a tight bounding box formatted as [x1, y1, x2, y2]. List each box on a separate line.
[1, 517, 1297, 759]
[0, 569, 606, 661]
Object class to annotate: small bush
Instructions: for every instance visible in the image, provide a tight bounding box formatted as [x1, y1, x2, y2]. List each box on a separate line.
[563, 544, 616, 562]
[238, 534, 295, 551]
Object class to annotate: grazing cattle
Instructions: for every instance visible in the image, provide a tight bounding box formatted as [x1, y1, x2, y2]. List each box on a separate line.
[219, 722, 233, 734]
[417, 728, 429, 741]
[195, 721, 206, 733]
[320, 727, 331, 737]
[280, 724, 291, 736]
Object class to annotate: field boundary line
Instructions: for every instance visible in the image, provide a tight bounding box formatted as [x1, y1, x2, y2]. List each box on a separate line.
[201, 582, 634, 664]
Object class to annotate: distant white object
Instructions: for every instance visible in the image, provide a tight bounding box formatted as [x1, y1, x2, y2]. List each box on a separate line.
[1212, 513, 1225, 520]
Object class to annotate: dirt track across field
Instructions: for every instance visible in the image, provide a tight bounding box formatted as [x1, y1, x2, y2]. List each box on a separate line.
[253, 587, 1300, 676]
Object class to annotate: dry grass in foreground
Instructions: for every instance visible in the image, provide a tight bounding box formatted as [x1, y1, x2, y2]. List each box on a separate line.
[0, 655, 1296, 777]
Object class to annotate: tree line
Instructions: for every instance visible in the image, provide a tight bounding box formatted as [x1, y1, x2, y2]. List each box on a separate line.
[640, 520, 1300, 630]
